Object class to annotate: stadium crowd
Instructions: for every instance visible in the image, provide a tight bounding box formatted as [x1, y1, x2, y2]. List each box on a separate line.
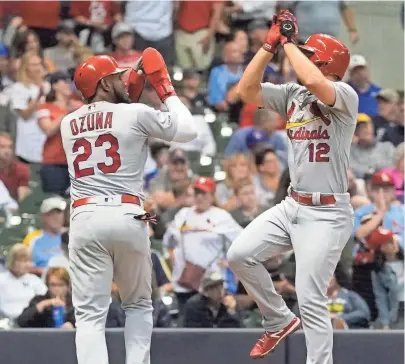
[0, 1, 402, 332]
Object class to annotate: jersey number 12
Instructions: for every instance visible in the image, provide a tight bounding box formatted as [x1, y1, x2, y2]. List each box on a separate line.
[308, 142, 330, 162]
[73, 133, 121, 178]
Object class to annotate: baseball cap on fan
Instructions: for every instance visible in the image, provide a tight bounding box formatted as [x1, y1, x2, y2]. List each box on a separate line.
[40, 197, 67, 214]
[246, 128, 268, 148]
[376, 89, 399, 104]
[348, 54, 367, 72]
[200, 271, 224, 291]
[371, 171, 395, 187]
[112, 22, 133, 40]
[193, 176, 216, 193]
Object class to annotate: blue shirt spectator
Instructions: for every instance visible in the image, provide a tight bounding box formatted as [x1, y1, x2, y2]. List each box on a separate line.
[224, 109, 288, 166]
[208, 41, 244, 111]
[22, 197, 66, 271]
[353, 204, 404, 249]
[347, 55, 381, 117]
[208, 64, 243, 108]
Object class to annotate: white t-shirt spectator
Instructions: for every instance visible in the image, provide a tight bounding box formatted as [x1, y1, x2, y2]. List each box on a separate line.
[171, 115, 216, 156]
[10, 82, 47, 163]
[163, 206, 242, 293]
[0, 180, 18, 211]
[0, 270, 47, 320]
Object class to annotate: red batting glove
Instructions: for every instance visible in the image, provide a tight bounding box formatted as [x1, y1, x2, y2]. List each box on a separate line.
[141, 48, 176, 102]
[277, 10, 298, 46]
[262, 15, 281, 54]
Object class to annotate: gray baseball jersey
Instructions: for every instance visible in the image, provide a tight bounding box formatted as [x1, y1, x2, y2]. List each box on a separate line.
[261, 82, 358, 193]
[61, 101, 179, 200]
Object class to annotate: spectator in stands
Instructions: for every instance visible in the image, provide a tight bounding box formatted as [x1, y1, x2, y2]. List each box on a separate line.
[183, 271, 241, 328]
[70, 0, 121, 54]
[381, 143, 404, 204]
[110, 22, 141, 68]
[9, 51, 49, 165]
[350, 118, 395, 178]
[225, 1, 275, 28]
[175, 1, 224, 71]
[347, 55, 381, 117]
[151, 250, 172, 293]
[0, 244, 47, 323]
[216, 153, 253, 211]
[230, 179, 267, 228]
[17, 267, 75, 328]
[42, 231, 69, 281]
[381, 94, 404, 147]
[0, 132, 30, 201]
[163, 177, 242, 313]
[285, 1, 359, 44]
[144, 142, 170, 190]
[180, 70, 208, 110]
[171, 96, 216, 157]
[12, 29, 56, 72]
[354, 171, 404, 249]
[160, 180, 195, 233]
[149, 148, 194, 210]
[373, 89, 400, 139]
[368, 229, 404, 329]
[224, 108, 287, 164]
[233, 30, 249, 60]
[208, 41, 243, 112]
[125, 0, 175, 66]
[37, 71, 82, 196]
[326, 273, 370, 329]
[151, 270, 172, 327]
[245, 19, 268, 63]
[23, 196, 67, 276]
[43, 20, 78, 73]
[253, 147, 281, 208]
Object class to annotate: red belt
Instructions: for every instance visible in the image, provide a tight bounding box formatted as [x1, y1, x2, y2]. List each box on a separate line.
[72, 195, 141, 209]
[290, 189, 336, 206]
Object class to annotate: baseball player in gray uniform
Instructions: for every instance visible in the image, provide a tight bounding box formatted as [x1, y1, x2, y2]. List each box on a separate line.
[61, 49, 197, 364]
[227, 10, 358, 364]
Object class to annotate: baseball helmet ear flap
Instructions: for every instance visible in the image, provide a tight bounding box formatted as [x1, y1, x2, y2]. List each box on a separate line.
[121, 68, 146, 103]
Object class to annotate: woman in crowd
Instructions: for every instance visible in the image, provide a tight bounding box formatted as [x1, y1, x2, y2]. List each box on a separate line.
[163, 177, 242, 315]
[37, 71, 82, 196]
[216, 153, 253, 211]
[17, 267, 75, 328]
[9, 51, 49, 166]
[12, 29, 56, 72]
[0, 244, 47, 325]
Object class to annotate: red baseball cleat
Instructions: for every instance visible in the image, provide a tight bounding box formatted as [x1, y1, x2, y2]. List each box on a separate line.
[250, 317, 301, 359]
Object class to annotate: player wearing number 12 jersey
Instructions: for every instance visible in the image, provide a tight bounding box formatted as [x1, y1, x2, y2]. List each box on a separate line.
[61, 49, 197, 364]
[227, 10, 358, 364]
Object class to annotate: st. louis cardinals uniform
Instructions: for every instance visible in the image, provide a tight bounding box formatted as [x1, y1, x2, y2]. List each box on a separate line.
[61, 96, 195, 364]
[227, 80, 358, 364]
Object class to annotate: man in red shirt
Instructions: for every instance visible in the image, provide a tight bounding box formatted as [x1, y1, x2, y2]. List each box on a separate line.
[175, 1, 224, 71]
[110, 22, 142, 68]
[0, 132, 30, 201]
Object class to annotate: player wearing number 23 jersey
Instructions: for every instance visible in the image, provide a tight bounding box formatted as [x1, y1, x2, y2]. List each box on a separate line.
[62, 50, 197, 364]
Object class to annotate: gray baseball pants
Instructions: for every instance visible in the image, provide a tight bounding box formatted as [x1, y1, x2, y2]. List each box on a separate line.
[68, 199, 153, 364]
[227, 194, 353, 364]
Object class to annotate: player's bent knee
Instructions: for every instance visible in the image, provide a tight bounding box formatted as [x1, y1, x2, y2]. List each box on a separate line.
[227, 243, 248, 268]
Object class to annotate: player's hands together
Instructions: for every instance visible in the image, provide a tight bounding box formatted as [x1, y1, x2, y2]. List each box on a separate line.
[262, 15, 281, 53]
[277, 9, 299, 46]
[138, 48, 176, 102]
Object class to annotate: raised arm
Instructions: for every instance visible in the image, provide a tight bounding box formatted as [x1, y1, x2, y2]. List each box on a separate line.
[237, 16, 280, 106]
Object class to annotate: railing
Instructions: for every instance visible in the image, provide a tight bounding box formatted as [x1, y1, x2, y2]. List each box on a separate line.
[0, 328, 403, 364]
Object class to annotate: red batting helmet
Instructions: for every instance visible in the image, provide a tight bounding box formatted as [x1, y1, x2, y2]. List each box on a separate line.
[298, 34, 350, 80]
[74, 55, 145, 102]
